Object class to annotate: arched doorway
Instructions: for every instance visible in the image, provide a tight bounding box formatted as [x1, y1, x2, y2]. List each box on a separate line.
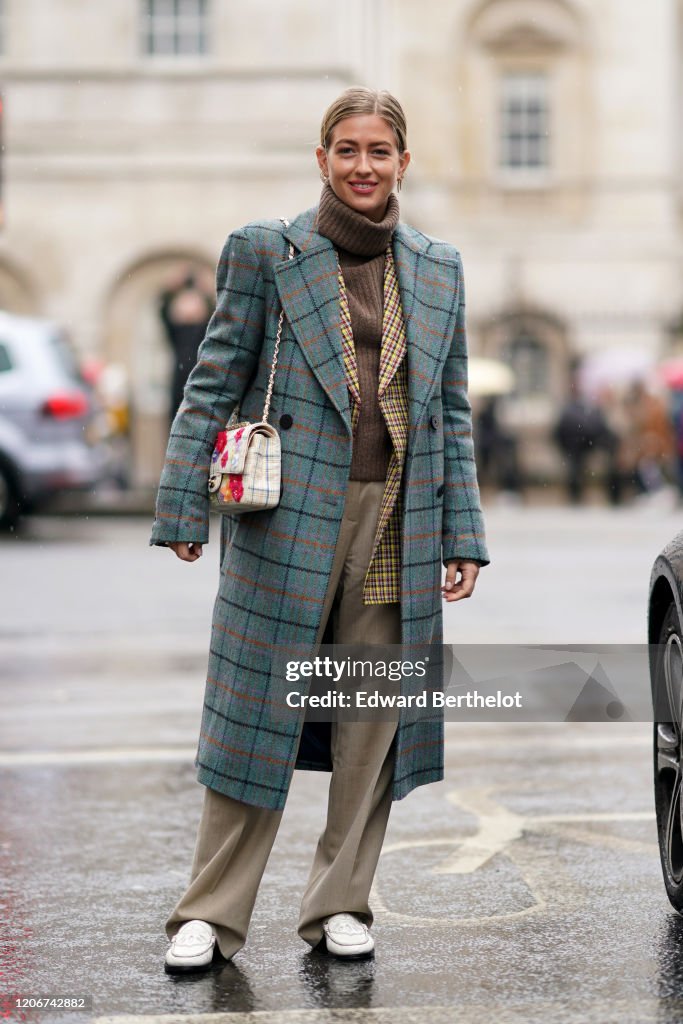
[102, 250, 215, 488]
[480, 305, 570, 480]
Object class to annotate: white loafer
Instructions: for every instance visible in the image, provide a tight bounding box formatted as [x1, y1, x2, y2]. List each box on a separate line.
[322, 913, 375, 959]
[164, 919, 217, 974]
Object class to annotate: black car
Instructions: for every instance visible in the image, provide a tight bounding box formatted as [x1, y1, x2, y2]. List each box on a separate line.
[650, 530, 683, 909]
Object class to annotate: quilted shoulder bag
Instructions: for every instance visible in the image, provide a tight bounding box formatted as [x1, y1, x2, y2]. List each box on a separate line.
[208, 219, 294, 515]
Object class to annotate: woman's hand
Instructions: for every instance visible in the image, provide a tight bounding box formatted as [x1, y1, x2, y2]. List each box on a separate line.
[168, 542, 203, 562]
[442, 559, 479, 602]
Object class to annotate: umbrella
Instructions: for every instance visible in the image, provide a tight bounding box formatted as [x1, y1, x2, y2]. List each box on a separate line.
[468, 358, 515, 397]
[577, 347, 655, 398]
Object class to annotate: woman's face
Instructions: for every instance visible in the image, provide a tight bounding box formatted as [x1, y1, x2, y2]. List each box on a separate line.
[316, 114, 411, 223]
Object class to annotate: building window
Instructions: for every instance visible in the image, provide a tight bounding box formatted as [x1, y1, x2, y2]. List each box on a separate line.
[499, 72, 549, 173]
[142, 0, 208, 57]
[501, 330, 549, 397]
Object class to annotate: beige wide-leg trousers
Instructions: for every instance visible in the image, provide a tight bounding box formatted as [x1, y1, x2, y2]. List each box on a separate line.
[165, 480, 401, 959]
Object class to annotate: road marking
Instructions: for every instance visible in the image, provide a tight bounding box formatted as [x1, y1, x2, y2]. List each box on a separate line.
[370, 784, 656, 926]
[90, 999, 683, 1024]
[439, 786, 655, 873]
[0, 729, 651, 767]
[0, 747, 195, 766]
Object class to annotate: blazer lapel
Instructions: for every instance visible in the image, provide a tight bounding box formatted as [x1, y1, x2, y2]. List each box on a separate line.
[378, 246, 406, 399]
[274, 208, 352, 436]
[336, 259, 362, 414]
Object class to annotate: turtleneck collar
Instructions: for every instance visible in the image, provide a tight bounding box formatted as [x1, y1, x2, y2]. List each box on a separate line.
[315, 181, 400, 258]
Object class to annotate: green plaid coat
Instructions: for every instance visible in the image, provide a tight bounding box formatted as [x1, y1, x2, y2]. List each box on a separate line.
[149, 202, 490, 811]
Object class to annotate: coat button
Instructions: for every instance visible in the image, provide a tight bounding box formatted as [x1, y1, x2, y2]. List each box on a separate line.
[279, 413, 293, 430]
[436, 484, 445, 497]
[430, 415, 439, 430]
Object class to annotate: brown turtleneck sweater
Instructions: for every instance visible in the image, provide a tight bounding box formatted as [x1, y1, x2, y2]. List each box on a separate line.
[315, 182, 400, 481]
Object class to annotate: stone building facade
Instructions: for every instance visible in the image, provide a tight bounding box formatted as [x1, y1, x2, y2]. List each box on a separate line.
[0, 0, 681, 484]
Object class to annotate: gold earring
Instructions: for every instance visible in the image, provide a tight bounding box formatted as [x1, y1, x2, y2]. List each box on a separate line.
[320, 171, 329, 184]
[397, 176, 403, 192]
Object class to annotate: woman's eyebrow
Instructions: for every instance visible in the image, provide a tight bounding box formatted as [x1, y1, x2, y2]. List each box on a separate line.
[333, 138, 393, 146]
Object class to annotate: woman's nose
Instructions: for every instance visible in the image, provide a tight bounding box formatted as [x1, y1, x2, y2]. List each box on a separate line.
[355, 152, 372, 174]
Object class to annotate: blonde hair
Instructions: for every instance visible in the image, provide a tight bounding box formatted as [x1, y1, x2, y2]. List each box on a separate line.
[320, 86, 408, 154]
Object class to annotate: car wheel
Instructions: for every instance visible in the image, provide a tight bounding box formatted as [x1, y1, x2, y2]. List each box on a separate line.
[0, 460, 20, 531]
[654, 602, 683, 911]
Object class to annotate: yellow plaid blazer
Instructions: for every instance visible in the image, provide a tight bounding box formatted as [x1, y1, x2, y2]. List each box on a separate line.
[336, 244, 408, 604]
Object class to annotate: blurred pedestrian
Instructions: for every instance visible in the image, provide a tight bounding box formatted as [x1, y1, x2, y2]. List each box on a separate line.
[595, 384, 630, 505]
[150, 86, 489, 972]
[552, 381, 610, 503]
[622, 380, 676, 495]
[159, 266, 214, 429]
[475, 396, 522, 497]
[669, 389, 683, 500]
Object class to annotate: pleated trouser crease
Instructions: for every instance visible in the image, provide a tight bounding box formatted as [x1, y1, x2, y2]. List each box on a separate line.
[165, 479, 401, 958]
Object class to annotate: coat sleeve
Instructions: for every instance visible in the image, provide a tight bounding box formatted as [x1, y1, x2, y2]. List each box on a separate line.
[441, 253, 490, 568]
[149, 229, 266, 547]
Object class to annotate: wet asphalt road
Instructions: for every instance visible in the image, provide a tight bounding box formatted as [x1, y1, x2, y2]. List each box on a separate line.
[2, 500, 683, 1024]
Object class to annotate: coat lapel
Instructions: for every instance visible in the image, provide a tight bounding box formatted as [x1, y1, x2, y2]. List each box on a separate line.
[274, 208, 352, 436]
[273, 207, 462, 445]
[391, 224, 462, 442]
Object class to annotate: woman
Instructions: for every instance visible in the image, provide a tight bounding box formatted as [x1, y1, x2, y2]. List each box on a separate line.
[150, 86, 489, 973]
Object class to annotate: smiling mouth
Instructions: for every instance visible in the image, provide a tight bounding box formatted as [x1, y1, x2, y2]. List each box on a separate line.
[349, 182, 378, 192]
